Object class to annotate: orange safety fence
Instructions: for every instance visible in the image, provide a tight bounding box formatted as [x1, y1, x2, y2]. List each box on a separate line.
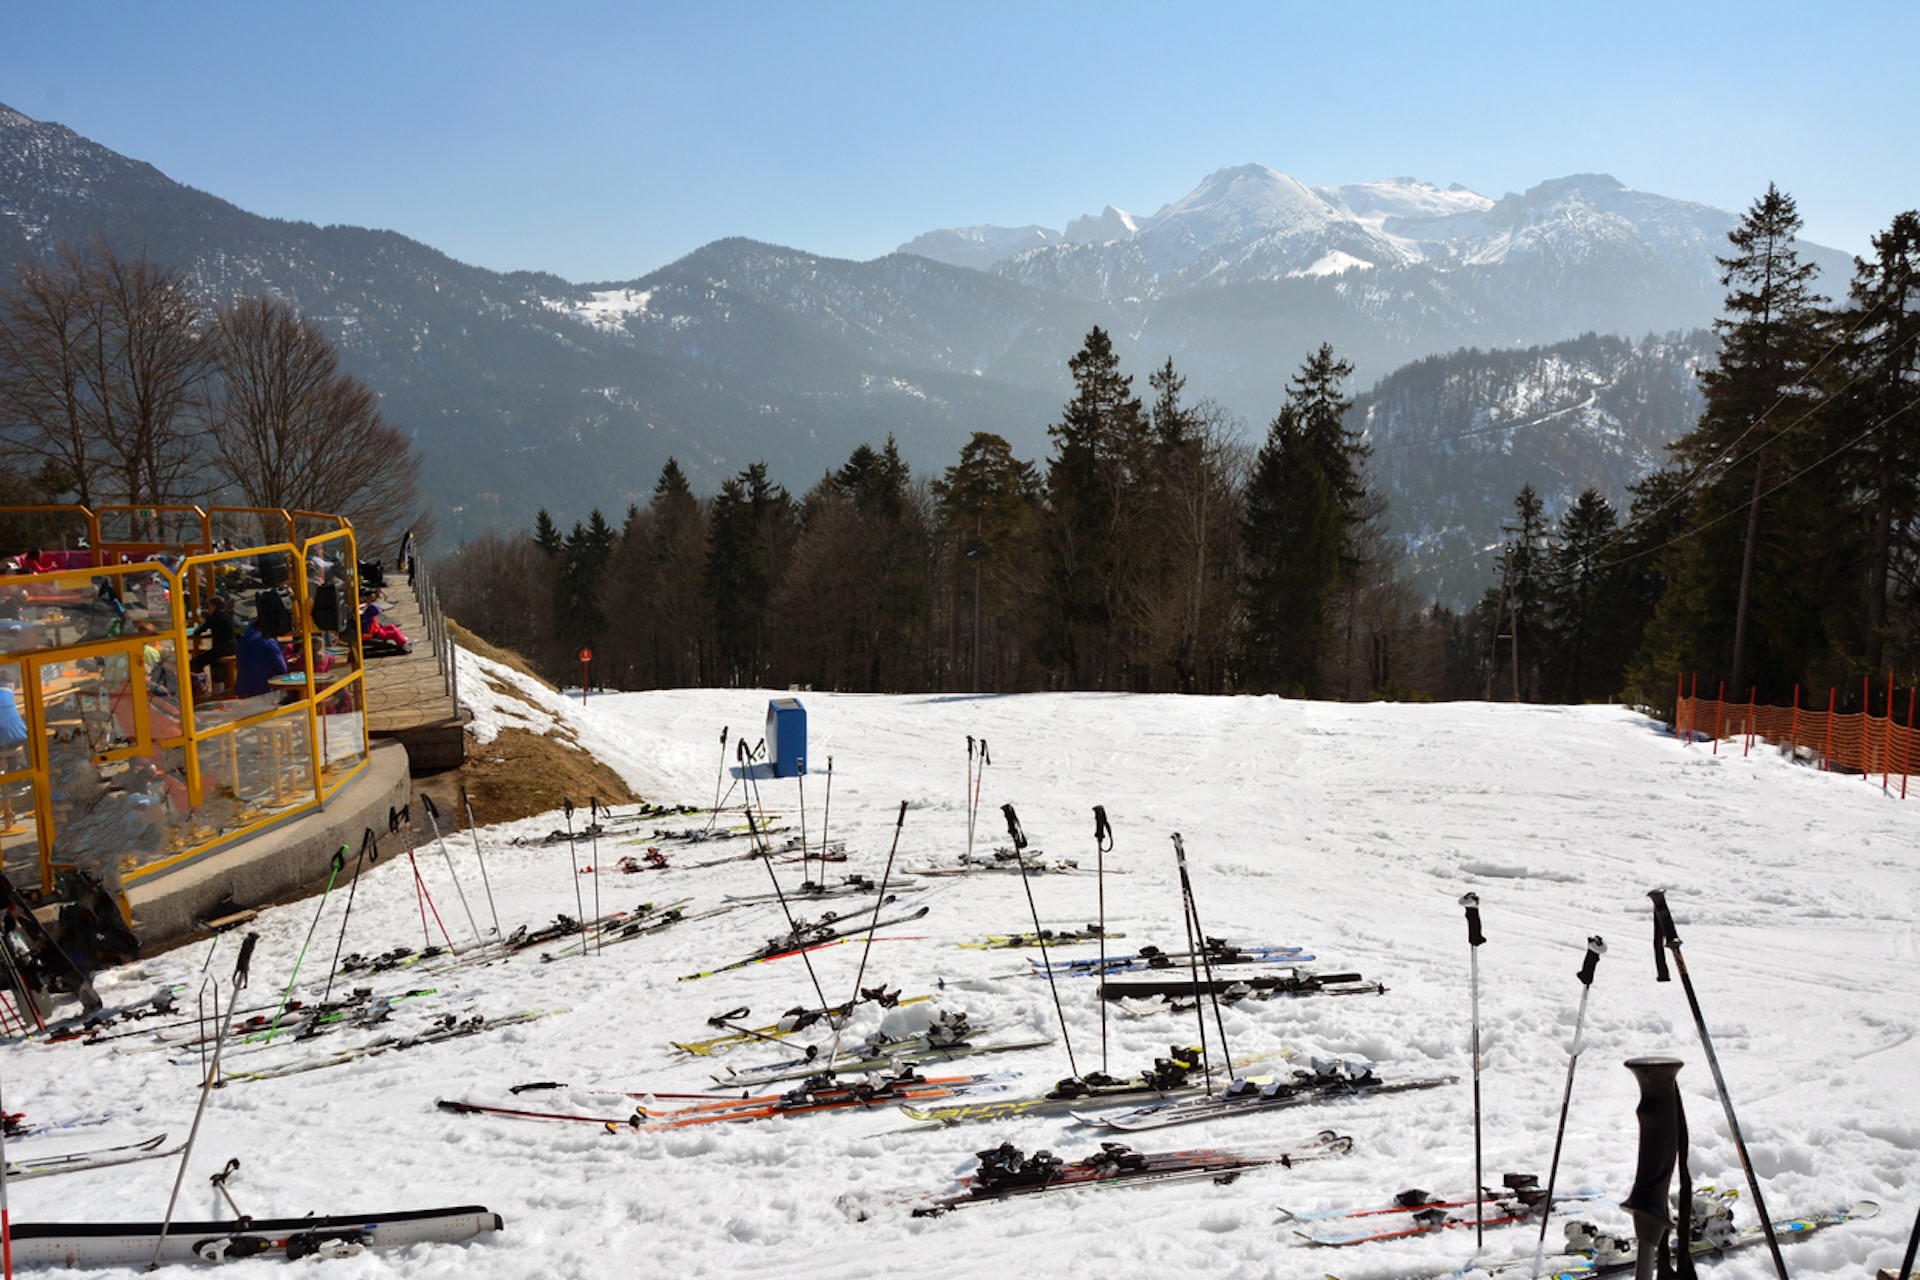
[1674, 675, 1917, 798]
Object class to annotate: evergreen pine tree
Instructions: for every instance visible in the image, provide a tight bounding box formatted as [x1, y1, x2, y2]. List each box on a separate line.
[1239, 414, 1342, 694]
[533, 508, 562, 557]
[1238, 345, 1366, 696]
[934, 432, 1042, 692]
[1835, 211, 1920, 673]
[1040, 326, 1151, 687]
[1670, 184, 1827, 698]
[1539, 488, 1620, 702]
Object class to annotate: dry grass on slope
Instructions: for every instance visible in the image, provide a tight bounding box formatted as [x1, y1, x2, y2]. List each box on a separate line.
[413, 622, 640, 827]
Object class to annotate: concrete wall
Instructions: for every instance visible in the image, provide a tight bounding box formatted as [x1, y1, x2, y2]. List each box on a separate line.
[125, 740, 412, 950]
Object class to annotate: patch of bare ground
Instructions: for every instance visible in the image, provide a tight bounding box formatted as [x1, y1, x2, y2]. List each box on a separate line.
[411, 622, 640, 827]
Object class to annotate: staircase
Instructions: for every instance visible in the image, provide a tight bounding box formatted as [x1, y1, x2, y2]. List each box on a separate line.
[362, 564, 466, 772]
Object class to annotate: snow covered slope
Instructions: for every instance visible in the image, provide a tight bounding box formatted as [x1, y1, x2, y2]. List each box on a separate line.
[2, 650, 1913, 1278]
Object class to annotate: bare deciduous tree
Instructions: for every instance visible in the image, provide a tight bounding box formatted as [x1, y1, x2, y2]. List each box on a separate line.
[206, 292, 423, 551]
[0, 242, 210, 513]
[87, 246, 209, 509]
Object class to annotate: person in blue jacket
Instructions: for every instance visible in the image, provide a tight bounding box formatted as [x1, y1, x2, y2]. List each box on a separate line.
[233, 620, 287, 698]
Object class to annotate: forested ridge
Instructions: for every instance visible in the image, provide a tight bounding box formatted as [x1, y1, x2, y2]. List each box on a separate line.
[439, 190, 1920, 713]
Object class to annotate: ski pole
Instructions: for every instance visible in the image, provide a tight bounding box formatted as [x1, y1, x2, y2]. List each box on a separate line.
[796, 759, 809, 888]
[562, 799, 588, 953]
[708, 725, 729, 821]
[1093, 804, 1113, 1076]
[1620, 1055, 1689, 1280]
[459, 784, 502, 940]
[1460, 892, 1487, 1247]
[964, 737, 976, 862]
[1005, 803, 1078, 1080]
[154, 933, 256, 1270]
[831, 800, 910, 1064]
[419, 794, 482, 948]
[589, 797, 605, 955]
[321, 828, 378, 1005]
[0, 1058, 12, 1278]
[396, 804, 453, 952]
[970, 738, 990, 862]
[741, 807, 833, 1021]
[1895, 1199, 1920, 1280]
[1172, 834, 1233, 1087]
[209, 1158, 244, 1219]
[1536, 935, 1606, 1265]
[265, 847, 346, 1042]
[818, 756, 834, 883]
[1649, 889, 1788, 1279]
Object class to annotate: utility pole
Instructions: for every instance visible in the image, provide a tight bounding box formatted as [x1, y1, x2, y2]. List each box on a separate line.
[1488, 533, 1521, 702]
[1728, 420, 1768, 704]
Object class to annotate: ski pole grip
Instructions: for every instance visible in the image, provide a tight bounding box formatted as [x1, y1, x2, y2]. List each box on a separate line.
[895, 799, 907, 828]
[1001, 803, 1025, 850]
[1093, 805, 1110, 846]
[1578, 935, 1606, 986]
[362, 826, 379, 864]
[979, 739, 988, 765]
[1459, 892, 1485, 947]
[330, 846, 346, 877]
[1621, 1054, 1685, 1276]
[1648, 890, 1676, 982]
[420, 794, 439, 819]
[388, 805, 401, 835]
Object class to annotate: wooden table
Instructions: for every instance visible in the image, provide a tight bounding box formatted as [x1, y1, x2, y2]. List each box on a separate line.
[268, 669, 348, 695]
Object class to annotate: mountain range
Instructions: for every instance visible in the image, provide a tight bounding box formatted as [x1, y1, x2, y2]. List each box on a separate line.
[0, 103, 1857, 600]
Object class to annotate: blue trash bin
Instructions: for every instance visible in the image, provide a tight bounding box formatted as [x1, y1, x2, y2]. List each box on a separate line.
[766, 698, 807, 778]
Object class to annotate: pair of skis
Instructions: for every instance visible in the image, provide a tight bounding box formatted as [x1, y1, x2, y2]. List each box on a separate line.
[889, 1129, 1354, 1217]
[441, 1065, 1015, 1131]
[1075, 1061, 1457, 1132]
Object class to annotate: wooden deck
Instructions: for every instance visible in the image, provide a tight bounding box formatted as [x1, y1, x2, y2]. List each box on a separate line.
[362, 574, 467, 772]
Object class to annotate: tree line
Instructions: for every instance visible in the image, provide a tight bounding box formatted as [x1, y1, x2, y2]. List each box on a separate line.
[1486, 189, 1920, 710]
[441, 190, 1918, 712]
[439, 334, 1495, 701]
[0, 239, 425, 552]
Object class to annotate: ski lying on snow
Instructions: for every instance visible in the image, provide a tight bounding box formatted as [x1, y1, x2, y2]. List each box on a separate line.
[1029, 942, 1309, 974]
[1437, 1199, 1880, 1279]
[4, 1133, 182, 1180]
[1077, 1062, 1456, 1132]
[897, 1129, 1354, 1217]
[4, 1205, 503, 1266]
[1097, 968, 1381, 1001]
[676, 904, 930, 981]
[1293, 1174, 1607, 1246]
[442, 1068, 1016, 1130]
[670, 991, 932, 1056]
[714, 1033, 1051, 1087]
[899, 1045, 1256, 1125]
[959, 926, 1124, 950]
[224, 1010, 557, 1081]
[723, 874, 892, 906]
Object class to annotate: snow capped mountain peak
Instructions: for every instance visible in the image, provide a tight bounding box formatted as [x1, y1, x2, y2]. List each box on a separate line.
[1147, 164, 1337, 245]
[1063, 204, 1139, 244]
[1317, 177, 1495, 230]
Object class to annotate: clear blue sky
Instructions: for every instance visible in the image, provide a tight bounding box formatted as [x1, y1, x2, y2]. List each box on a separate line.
[5, 1, 1913, 283]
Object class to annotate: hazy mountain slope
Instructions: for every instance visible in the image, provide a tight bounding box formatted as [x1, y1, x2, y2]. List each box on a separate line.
[0, 106, 1073, 538]
[1354, 330, 1716, 606]
[0, 105, 1830, 571]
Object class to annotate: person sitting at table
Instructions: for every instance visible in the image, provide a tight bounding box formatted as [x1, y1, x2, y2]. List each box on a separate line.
[233, 618, 288, 698]
[188, 596, 236, 687]
[0, 674, 26, 755]
[360, 599, 412, 655]
[20, 548, 59, 575]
